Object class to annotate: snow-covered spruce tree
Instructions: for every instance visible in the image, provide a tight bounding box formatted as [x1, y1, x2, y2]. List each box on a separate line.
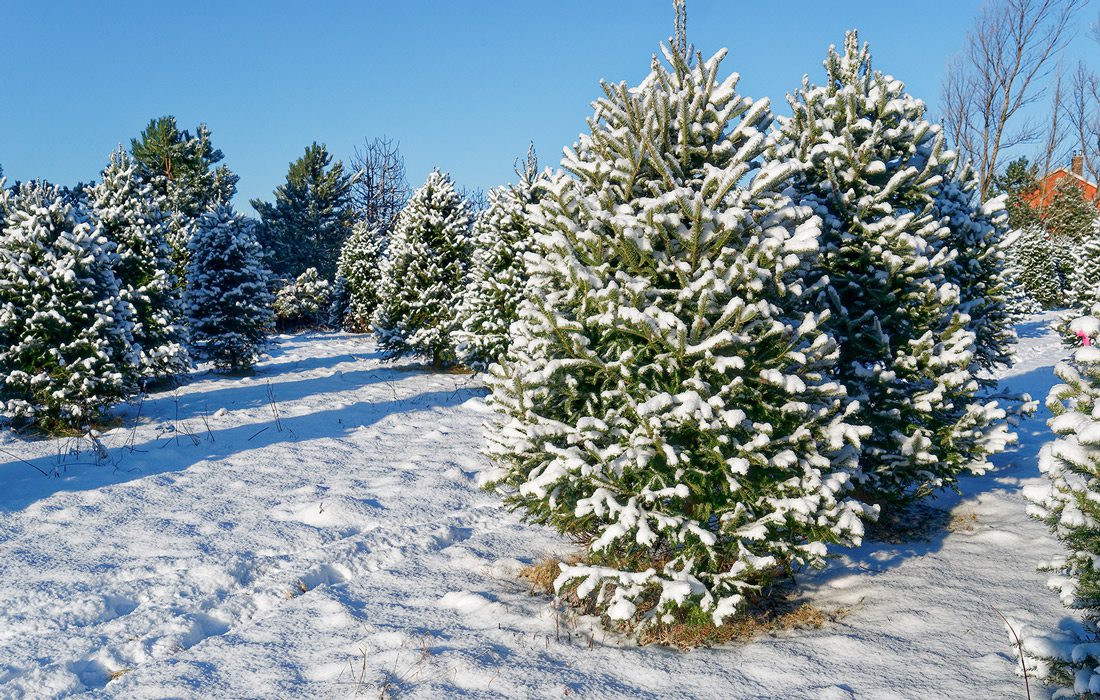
[1067, 219, 1100, 313]
[185, 205, 274, 371]
[374, 170, 471, 368]
[483, 33, 872, 629]
[88, 148, 190, 383]
[1016, 226, 1066, 309]
[1020, 313, 1100, 696]
[334, 219, 386, 332]
[1002, 231, 1044, 319]
[932, 161, 1017, 379]
[453, 148, 544, 370]
[0, 182, 137, 429]
[273, 267, 331, 330]
[778, 31, 1014, 507]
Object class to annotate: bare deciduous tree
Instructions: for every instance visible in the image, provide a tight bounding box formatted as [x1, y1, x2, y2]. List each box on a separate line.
[1065, 34, 1100, 200]
[941, 0, 1084, 200]
[349, 136, 410, 232]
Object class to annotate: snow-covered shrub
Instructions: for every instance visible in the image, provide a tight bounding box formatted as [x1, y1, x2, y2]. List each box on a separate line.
[1016, 226, 1067, 309]
[483, 39, 872, 630]
[452, 150, 544, 370]
[0, 182, 137, 428]
[375, 170, 471, 368]
[1021, 312, 1100, 696]
[273, 267, 331, 330]
[88, 148, 190, 383]
[777, 31, 1016, 507]
[334, 220, 386, 332]
[185, 205, 274, 371]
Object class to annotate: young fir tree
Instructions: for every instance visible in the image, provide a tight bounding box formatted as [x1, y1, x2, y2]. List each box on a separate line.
[484, 24, 873, 628]
[1068, 219, 1100, 312]
[778, 31, 1014, 507]
[993, 156, 1041, 231]
[130, 116, 238, 280]
[184, 205, 274, 371]
[334, 219, 386, 332]
[1016, 226, 1066, 309]
[1045, 178, 1098, 242]
[1020, 313, 1100, 694]
[273, 267, 331, 330]
[1002, 232, 1044, 319]
[251, 142, 355, 282]
[452, 148, 543, 370]
[88, 148, 190, 383]
[0, 182, 137, 428]
[374, 170, 471, 368]
[931, 161, 1018, 379]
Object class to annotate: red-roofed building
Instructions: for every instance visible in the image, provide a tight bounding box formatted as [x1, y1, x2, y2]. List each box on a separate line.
[1023, 154, 1100, 211]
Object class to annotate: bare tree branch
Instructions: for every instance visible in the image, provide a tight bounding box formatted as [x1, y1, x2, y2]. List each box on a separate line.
[349, 136, 410, 233]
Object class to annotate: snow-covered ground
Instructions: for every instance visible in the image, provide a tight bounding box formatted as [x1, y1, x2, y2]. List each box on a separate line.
[0, 314, 1074, 698]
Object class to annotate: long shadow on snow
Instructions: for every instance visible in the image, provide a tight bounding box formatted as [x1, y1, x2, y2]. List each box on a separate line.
[0, 385, 482, 513]
[807, 364, 1059, 586]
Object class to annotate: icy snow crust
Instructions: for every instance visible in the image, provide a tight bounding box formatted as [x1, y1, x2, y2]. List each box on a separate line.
[0, 315, 1073, 697]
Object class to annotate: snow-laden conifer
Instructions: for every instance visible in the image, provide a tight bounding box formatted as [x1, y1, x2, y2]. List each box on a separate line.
[1066, 219, 1100, 313]
[88, 148, 190, 383]
[334, 220, 386, 332]
[1019, 312, 1100, 695]
[375, 170, 471, 368]
[483, 34, 872, 627]
[1016, 227, 1067, 309]
[778, 31, 1015, 506]
[453, 149, 544, 370]
[0, 182, 136, 427]
[274, 267, 331, 330]
[185, 205, 273, 370]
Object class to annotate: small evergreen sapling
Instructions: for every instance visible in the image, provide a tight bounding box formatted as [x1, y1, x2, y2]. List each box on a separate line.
[184, 205, 274, 371]
[1015, 227, 1067, 309]
[1021, 313, 1100, 695]
[484, 34, 872, 628]
[375, 170, 471, 368]
[334, 220, 386, 332]
[273, 267, 332, 330]
[88, 148, 190, 383]
[0, 182, 137, 428]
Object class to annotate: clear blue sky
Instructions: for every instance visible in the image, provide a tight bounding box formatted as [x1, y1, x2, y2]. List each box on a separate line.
[0, 1, 1094, 211]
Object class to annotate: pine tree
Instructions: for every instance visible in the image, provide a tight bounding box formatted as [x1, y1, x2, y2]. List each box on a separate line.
[334, 220, 386, 332]
[184, 205, 274, 371]
[1045, 178, 1098, 242]
[1002, 233, 1043, 319]
[992, 156, 1041, 231]
[88, 148, 190, 383]
[0, 182, 136, 428]
[130, 116, 238, 280]
[1021, 313, 1100, 693]
[453, 148, 543, 370]
[1068, 220, 1100, 312]
[1016, 226, 1066, 309]
[932, 161, 1017, 379]
[778, 31, 1014, 507]
[375, 170, 471, 368]
[484, 25, 872, 629]
[252, 142, 354, 282]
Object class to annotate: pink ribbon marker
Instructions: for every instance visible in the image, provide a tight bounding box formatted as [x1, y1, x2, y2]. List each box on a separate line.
[1077, 330, 1092, 346]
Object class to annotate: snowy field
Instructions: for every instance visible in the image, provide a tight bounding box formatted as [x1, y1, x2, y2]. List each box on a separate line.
[0, 312, 1073, 699]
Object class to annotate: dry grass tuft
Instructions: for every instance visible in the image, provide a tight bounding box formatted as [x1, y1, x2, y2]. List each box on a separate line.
[108, 668, 132, 682]
[947, 510, 978, 533]
[518, 556, 582, 595]
[636, 602, 846, 649]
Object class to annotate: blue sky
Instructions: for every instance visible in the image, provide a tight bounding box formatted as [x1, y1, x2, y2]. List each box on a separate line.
[0, 1, 1094, 211]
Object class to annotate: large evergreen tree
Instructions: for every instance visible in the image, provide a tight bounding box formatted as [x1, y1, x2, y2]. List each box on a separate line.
[334, 220, 386, 332]
[932, 160, 1017, 379]
[778, 32, 1014, 507]
[1045, 178, 1098, 242]
[374, 170, 471, 368]
[88, 148, 190, 383]
[992, 156, 1041, 231]
[453, 148, 544, 370]
[484, 31, 871, 628]
[0, 182, 136, 428]
[251, 142, 354, 282]
[185, 205, 273, 371]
